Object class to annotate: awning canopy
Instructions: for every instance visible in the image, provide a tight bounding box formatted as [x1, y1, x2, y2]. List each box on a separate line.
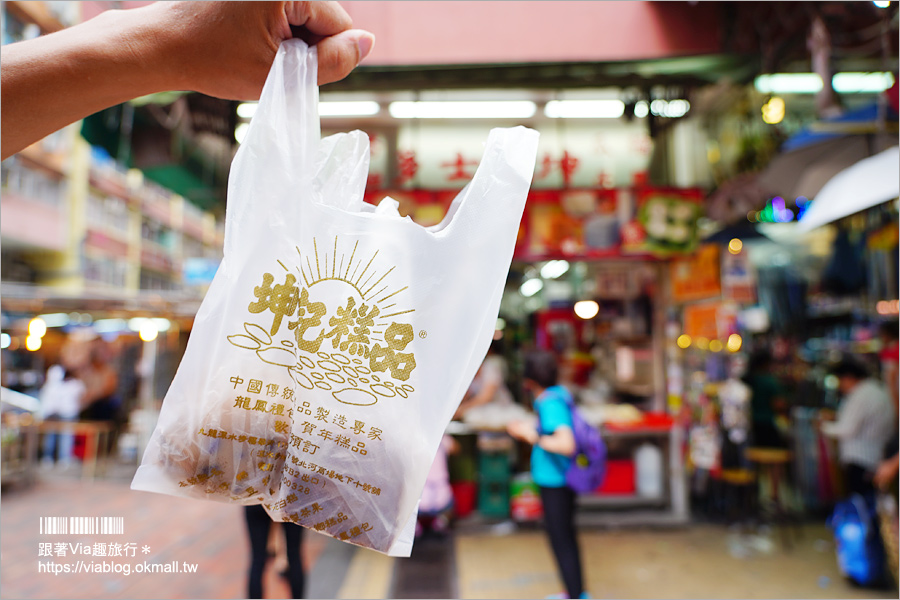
[797, 146, 900, 232]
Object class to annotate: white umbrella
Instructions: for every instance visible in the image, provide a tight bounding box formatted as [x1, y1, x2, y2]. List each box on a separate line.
[796, 145, 900, 232]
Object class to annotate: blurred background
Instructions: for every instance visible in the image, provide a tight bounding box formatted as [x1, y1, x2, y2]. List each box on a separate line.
[1, 1, 898, 599]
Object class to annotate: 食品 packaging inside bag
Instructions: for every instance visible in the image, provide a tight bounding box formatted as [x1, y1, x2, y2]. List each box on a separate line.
[132, 39, 539, 556]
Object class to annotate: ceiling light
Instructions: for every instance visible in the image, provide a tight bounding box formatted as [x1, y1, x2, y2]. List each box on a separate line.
[755, 73, 823, 94]
[520, 278, 544, 297]
[574, 300, 600, 320]
[25, 335, 42, 351]
[755, 72, 895, 95]
[37, 313, 70, 328]
[676, 334, 692, 349]
[28, 318, 47, 338]
[873, 1, 890, 8]
[234, 122, 250, 144]
[634, 101, 649, 118]
[237, 102, 257, 119]
[761, 96, 785, 124]
[649, 99, 691, 118]
[389, 100, 536, 119]
[1, 333, 10, 349]
[139, 321, 159, 342]
[93, 318, 127, 333]
[540, 260, 570, 279]
[318, 101, 380, 117]
[833, 72, 895, 94]
[544, 100, 624, 119]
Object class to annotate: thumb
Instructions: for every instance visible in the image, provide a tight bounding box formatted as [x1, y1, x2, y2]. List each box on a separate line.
[315, 29, 375, 86]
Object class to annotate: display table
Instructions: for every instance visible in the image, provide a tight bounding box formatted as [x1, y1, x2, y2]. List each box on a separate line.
[39, 420, 114, 480]
[576, 415, 689, 527]
[447, 413, 689, 526]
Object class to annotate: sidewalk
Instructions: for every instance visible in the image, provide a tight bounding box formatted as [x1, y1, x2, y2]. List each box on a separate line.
[2, 467, 897, 599]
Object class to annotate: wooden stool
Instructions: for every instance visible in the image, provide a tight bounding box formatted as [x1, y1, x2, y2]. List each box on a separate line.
[746, 447, 798, 549]
[719, 468, 757, 526]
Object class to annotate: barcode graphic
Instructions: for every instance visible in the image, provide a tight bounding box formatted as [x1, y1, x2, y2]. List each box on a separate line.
[40, 517, 124, 535]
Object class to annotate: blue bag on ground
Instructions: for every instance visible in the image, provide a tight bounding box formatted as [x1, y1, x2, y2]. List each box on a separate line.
[829, 493, 886, 586]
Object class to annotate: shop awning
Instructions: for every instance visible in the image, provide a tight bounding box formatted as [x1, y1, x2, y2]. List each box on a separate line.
[797, 145, 900, 232]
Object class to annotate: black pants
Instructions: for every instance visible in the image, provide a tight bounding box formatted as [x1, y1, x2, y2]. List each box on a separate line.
[539, 486, 584, 599]
[844, 462, 875, 498]
[244, 504, 304, 599]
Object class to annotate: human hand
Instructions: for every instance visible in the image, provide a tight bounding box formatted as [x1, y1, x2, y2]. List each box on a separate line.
[873, 455, 899, 490]
[152, 1, 374, 100]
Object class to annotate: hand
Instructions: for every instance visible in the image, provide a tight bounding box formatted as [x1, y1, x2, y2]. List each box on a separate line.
[153, 2, 374, 100]
[2, 1, 375, 158]
[873, 455, 899, 490]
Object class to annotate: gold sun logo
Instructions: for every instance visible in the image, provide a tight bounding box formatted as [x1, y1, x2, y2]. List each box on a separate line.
[228, 237, 417, 406]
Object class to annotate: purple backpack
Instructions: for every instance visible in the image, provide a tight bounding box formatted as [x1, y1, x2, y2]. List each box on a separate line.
[561, 391, 607, 494]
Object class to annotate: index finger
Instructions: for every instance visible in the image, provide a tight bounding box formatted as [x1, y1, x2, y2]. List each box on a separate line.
[284, 1, 352, 36]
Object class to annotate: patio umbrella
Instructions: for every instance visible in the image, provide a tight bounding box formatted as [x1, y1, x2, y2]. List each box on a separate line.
[796, 145, 899, 232]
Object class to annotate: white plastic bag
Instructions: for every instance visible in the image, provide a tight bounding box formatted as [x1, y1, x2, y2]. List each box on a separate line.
[131, 39, 538, 556]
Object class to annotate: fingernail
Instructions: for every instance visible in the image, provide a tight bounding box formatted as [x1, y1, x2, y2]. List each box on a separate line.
[357, 33, 375, 62]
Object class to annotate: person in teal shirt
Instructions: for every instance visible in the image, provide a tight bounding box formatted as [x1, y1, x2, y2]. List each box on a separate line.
[508, 350, 588, 599]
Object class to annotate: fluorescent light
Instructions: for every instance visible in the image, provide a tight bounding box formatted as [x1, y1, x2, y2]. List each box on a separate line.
[389, 100, 536, 119]
[574, 300, 600, 320]
[37, 313, 69, 328]
[755, 73, 824, 94]
[318, 101, 380, 117]
[239, 100, 380, 120]
[833, 72, 895, 93]
[634, 101, 649, 118]
[544, 100, 624, 119]
[237, 102, 257, 119]
[234, 122, 250, 144]
[93, 318, 127, 333]
[649, 99, 691, 118]
[153, 318, 172, 332]
[755, 72, 895, 95]
[540, 260, 570, 279]
[519, 278, 544, 297]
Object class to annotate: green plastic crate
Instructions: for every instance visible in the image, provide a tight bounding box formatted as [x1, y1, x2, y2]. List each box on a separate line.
[478, 479, 510, 518]
[478, 451, 511, 482]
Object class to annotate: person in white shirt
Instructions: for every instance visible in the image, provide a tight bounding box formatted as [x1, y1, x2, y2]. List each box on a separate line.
[40, 365, 86, 467]
[821, 358, 896, 497]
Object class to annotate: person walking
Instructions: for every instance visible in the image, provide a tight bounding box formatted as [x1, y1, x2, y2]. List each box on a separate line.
[39, 365, 85, 468]
[508, 350, 588, 600]
[244, 504, 305, 599]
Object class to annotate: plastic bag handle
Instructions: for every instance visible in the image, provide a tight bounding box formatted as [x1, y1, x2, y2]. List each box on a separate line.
[434, 127, 539, 240]
[224, 39, 319, 259]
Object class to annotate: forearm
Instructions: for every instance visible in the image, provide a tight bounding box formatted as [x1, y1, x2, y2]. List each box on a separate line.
[2, 4, 177, 159]
[516, 426, 575, 457]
